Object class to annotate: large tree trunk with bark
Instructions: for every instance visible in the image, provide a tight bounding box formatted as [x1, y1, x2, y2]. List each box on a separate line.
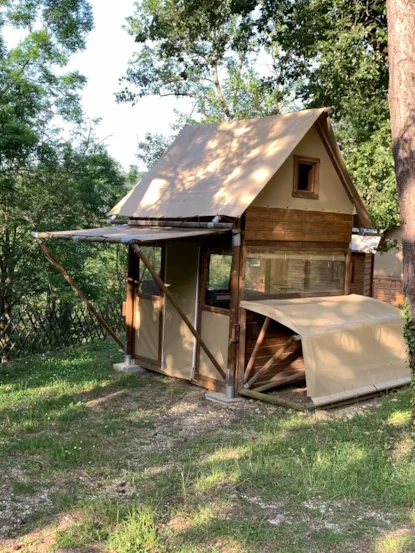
[387, 0, 415, 365]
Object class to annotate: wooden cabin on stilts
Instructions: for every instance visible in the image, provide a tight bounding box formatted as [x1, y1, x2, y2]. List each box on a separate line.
[32, 108, 410, 409]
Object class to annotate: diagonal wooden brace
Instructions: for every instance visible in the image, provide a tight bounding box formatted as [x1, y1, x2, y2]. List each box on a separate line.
[36, 239, 125, 352]
[130, 242, 226, 380]
[244, 334, 301, 389]
[244, 316, 270, 382]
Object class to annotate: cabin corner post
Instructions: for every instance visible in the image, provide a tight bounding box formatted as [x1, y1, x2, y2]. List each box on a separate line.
[227, 224, 242, 399]
[345, 247, 352, 295]
[125, 245, 139, 364]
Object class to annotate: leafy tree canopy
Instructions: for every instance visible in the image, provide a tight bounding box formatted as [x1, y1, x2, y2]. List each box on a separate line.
[0, 0, 127, 319]
[118, 0, 286, 120]
[122, 0, 398, 230]
[254, 0, 397, 228]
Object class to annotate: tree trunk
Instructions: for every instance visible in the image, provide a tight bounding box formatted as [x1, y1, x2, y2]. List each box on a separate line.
[212, 58, 233, 121]
[387, 0, 415, 366]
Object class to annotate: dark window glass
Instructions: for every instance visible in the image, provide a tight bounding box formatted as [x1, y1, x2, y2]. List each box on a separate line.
[245, 249, 346, 296]
[139, 246, 162, 296]
[297, 163, 313, 191]
[205, 253, 232, 309]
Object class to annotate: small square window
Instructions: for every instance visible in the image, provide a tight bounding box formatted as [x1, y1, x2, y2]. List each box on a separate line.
[293, 156, 320, 198]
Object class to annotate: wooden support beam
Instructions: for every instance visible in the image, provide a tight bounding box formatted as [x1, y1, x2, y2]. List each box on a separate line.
[243, 316, 271, 382]
[253, 369, 305, 393]
[236, 248, 247, 391]
[244, 335, 301, 389]
[227, 221, 242, 396]
[126, 246, 142, 357]
[345, 247, 352, 295]
[238, 388, 314, 411]
[131, 243, 226, 380]
[36, 239, 125, 351]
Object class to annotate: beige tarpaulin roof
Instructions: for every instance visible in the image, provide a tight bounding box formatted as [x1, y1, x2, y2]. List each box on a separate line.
[31, 225, 230, 244]
[110, 109, 373, 227]
[240, 295, 409, 407]
[351, 234, 381, 254]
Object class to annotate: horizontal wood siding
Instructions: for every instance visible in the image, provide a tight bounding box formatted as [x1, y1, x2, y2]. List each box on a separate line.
[245, 311, 305, 386]
[245, 207, 353, 243]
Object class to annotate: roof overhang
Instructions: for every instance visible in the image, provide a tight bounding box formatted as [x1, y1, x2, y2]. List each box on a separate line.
[31, 225, 232, 244]
[351, 234, 381, 254]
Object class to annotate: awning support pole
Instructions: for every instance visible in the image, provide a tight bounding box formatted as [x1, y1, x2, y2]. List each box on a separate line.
[130, 243, 226, 380]
[35, 239, 125, 352]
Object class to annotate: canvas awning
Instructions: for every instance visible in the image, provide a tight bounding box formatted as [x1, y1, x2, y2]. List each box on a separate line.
[351, 234, 381, 254]
[240, 295, 410, 407]
[31, 224, 231, 244]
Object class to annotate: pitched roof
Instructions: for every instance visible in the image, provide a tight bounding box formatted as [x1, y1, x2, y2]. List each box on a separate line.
[110, 108, 373, 227]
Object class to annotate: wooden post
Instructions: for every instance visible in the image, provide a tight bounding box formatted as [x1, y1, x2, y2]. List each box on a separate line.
[227, 225, 242, 398]
[345, 247, 352, 295]
[36, 239, 125, 351]
[194, 247, 209, 381]
[236, 242, 248, 392]
[126, 246, 140, 359]
[131, 243, 226, 380]
[238, 388, 314, 412]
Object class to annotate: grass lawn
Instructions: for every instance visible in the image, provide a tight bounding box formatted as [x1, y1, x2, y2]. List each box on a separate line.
[0, 341, 414, 553]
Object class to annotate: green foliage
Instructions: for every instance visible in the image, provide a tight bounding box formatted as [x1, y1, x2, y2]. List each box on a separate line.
[255, 0, 396, 229]
[136, 131, 173, 170]
[125, 0, 399, 231]
[208, 254, 232, 290]
[0, 1, 128, 318]
[120, 0, 293, 169]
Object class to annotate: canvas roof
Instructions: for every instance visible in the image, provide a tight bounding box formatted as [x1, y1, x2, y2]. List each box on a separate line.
[351, 234, 381, 254]
[31, 225, 230, 244]
[110, 108, 373, 227]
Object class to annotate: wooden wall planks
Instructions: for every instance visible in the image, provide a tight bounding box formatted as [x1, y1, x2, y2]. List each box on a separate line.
[244, 310, 305, 386]
[245, 207, 353, 243]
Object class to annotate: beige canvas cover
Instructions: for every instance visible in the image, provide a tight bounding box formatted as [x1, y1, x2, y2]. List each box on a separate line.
[240, 295, 409, 406]
[351, 234, 381, 254]
[162, 242, 199, 380]
[251, 125, 354, 215]
[134, 296, 160, 362]
[109, 109, 373, 227]
[199, 310, 230, 380]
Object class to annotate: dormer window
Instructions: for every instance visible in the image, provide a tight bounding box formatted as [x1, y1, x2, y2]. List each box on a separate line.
[293, 155, 320, 199]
